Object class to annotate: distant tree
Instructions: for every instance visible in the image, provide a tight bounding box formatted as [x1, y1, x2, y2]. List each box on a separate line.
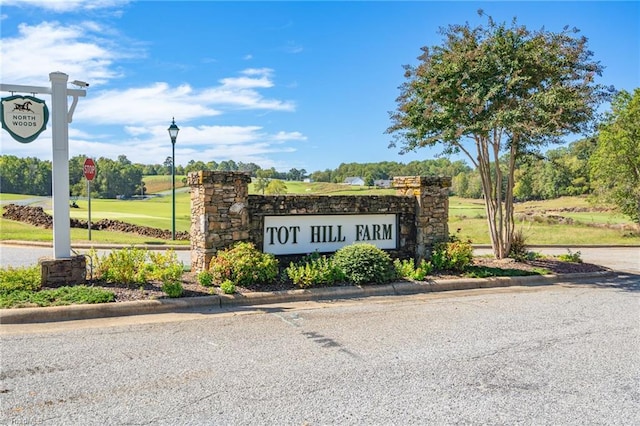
[184, 160, 207, 174]
[117, 155, 132, 166]
[93, 157, 143, 198]
[217, 160, 237, 171]
[310, 169, 333, 182]
[590, 89, 640, 225]
[256, 168, 275, 179]
[0, 155, 52, 196]
[265, 179, 288, 195]
[387, 11, 611, 258]
[254, 177, 269, 195]
[163, 156, 173, 175]
[237, 162, 261, 176]
[142, 164, 159, 175]
[69, 155, 88, 196]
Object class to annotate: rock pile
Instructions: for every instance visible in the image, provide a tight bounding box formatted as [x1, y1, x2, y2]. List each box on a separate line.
[2, 204, 190, 240]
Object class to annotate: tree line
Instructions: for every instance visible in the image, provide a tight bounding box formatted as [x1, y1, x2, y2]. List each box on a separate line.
[0, 140, 611, 201]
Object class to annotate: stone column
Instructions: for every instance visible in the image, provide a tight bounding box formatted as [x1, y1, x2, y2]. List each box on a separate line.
[393, 176, 451, 261]
[188, 171, 252, 273]
[39, 255, 86, 286]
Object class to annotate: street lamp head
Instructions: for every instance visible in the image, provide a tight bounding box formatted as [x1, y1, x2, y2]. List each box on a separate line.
[167, 117, 179, 144]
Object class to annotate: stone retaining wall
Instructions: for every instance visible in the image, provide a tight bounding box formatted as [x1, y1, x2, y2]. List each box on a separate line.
[247, 195, 417, 260]
[189, 171, 450, 273]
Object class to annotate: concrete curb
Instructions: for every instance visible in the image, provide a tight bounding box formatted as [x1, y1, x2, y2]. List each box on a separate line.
[0, 270, 615, 325]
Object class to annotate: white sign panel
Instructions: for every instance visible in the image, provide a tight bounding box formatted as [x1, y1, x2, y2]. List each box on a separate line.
[263, 214, 397, 255]
[1, 95, 49, 143]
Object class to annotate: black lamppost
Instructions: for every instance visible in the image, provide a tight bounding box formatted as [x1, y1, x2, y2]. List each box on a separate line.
[167, 118, 180, 240]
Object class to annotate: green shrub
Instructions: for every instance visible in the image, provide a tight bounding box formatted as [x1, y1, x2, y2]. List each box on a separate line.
[92, 247, 148, 285]
[158, 264, 184, 285]
[285, 253, 345, 288]
[0, 286, 115, 309]
[209, 242, 279, 287]
[197, 271, 214, 286]
[332, 243, 396, 285]
[0, 265, 42, 293]
[90, 247, 184, 286]
[162, 281, 184, 298]
[393, 258, 433, 281]
[430, 239, 474, 271]
[147, 250, 184, 282]
[220, 279, 236, 294]
[557, 249, 583, 263]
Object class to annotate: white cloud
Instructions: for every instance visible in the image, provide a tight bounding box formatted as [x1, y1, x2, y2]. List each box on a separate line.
[0, 15, 304, 170]
[0, 0, 130, 13]
[76, 83, 222, 126]
[0, 21, 137, 86]
[271, 131, 307, 142]
[197, 69, 295, 111]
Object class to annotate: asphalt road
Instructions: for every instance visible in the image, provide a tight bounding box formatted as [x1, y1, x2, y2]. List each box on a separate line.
[0, 244, 192, 269]
[1, 274, 639, 425]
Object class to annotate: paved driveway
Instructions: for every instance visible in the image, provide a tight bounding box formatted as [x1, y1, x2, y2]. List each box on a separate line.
[2, 274, 638, 425]
[474, 246, 639, 273]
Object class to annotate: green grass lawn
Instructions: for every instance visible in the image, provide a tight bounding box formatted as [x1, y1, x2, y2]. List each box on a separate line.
[143, 175, 187, 194]
[248, 180, 396, 196]
[449, 196, 637, 245]
[2, 188, 637, 246]
[58, 192, 191, 232]
[0, 218, 189, 245]
[0, 193, 46, 202]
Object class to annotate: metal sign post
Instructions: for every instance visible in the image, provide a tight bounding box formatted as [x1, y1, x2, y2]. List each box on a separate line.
[1, 72, 86, 259]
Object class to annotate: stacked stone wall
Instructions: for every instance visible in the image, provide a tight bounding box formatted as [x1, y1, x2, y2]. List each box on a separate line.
[188, 171, 252, 272]
[189, 172, 451, 273]
[393, 176, 451, 259]
[39, 256, 86, 286]
[247, 195, 416, 259]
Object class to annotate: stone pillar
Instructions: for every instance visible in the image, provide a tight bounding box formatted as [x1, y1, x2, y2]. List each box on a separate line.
[39, 255, 86, 286]
[393, 176, 451, 261]
[188, 171, 252, 273]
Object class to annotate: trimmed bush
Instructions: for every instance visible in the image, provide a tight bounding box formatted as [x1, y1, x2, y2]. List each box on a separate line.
[0, 265, 42, 293]
[557, 249, 582, 263]
[431, 239, 474, 271]
[90, 247, 184, 286]
[285, 253, 345, 288]
[162, 281, 184, 298]
[197, 271, 214, 286]
[332, 243, 396, 285]
[209, 242, 279, 287]
[393, 258, 433, 281]
[220, 280, 236, 294]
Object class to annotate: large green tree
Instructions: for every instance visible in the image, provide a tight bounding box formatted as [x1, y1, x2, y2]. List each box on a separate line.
[387, 11, 611, 258]
[590, 89, 640, 225]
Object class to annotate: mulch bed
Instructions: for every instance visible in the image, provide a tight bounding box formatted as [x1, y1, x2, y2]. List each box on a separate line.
[60, 257, 609, 303]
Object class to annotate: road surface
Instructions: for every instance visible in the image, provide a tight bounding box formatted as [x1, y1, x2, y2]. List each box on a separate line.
[1, 274, 638, 425]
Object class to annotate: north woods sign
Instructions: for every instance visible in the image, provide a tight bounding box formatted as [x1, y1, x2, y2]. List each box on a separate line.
[263, 214, 397, 255]
[1, 95, 49, 143]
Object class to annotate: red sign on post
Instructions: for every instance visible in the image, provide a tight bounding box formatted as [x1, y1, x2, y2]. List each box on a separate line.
[83, 158, 96, 181]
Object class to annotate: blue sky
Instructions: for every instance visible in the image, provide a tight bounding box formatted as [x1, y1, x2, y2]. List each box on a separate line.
[1, 1, 638, 173]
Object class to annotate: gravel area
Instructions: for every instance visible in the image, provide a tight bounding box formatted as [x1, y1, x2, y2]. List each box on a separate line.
[59, 257, 608, 303]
